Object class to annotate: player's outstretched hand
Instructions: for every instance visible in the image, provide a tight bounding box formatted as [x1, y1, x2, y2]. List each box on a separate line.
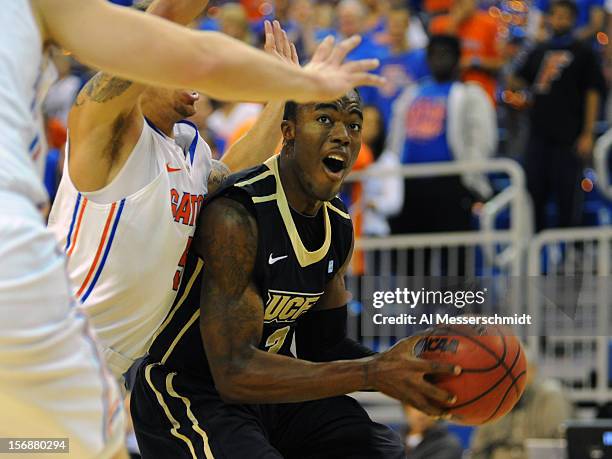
[302, 35, 384, 101]
[264, 20, 299, 66]
[367, 337, 461, 417]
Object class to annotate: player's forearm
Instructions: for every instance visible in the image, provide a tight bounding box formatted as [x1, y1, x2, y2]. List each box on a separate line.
[146, 0, 207, 26]
[188, 34, 324, 102]
[214, 348, 377, 403]
[582, 89, 600, 135]
[221, 102, 285, 172]
[42, 1, 322, 103]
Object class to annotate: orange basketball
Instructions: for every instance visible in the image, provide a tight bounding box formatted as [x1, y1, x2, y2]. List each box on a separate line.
[414, 323, 528, 425]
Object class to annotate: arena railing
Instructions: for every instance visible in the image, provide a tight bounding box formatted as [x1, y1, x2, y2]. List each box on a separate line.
[527, 226, 612, 403]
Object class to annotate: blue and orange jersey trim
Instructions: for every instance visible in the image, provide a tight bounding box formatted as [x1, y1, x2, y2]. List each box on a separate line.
[73, 198, 126, 303]
[65, 192, 89, 257]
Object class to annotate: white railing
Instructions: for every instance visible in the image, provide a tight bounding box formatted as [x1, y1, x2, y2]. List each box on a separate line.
[527, 226, 612, 402]
[346, 159, 531, 273]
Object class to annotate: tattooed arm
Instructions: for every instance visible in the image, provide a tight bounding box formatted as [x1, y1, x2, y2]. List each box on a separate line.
[67, 0, 208, 192]
[206, 160, 230, 195]
[194, 197, 457, 411]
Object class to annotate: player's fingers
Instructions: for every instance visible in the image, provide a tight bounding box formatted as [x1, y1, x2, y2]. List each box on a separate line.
[311, 35, 335, 63]
[290, 43, 300, 65]
[343, 59, 380, 74]
[272, 20, 285, 53]
[406, 358, 460, 375]
[348, 72, 386, 88]
[328, 35, 362, 64]
[282, 30, 292, 60]
[264, 20, 276, 53]
[416, 379, 456, 404]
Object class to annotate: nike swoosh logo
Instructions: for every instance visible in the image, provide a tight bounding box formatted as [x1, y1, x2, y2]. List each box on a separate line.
[166, 163, 182, 173]
[268, 254, 288, 265]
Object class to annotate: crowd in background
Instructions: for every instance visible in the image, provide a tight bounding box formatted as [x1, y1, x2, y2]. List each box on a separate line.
[44, 0, 612, 245]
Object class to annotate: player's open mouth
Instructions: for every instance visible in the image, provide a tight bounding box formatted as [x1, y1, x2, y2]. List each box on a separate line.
[322, 154, 346, 176]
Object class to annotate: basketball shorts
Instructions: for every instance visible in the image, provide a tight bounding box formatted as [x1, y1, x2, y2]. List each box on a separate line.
[0, 191, 125, 458]
[131, 358, 405, 459]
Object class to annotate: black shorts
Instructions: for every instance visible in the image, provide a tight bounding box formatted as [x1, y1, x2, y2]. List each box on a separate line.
[131, 359, 405, 459]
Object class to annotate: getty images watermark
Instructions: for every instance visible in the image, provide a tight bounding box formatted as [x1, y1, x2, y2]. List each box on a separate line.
[360, 277, 539, 337]
[371, 286, 532, 327]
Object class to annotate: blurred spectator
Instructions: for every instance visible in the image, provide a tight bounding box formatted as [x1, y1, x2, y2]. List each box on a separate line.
[430, 1, 505, 104]
[531, 0, 605, 42]
[510, 0, 606, 231]
[347, 141, 374, 275]
[361, 5, 430, 129]
[403, 404, 463, 459]
[498, 30, 531, 159]
[469, 353, 572, 459]
[219, 3, 254, 44]
[207, 101, 262, 153]
[43, 50, 81, 126]
[362, 105, 403, 237]
[336, 0, 390, 61]
[363, 0, 391, 37]
[388, 35, 496, 237]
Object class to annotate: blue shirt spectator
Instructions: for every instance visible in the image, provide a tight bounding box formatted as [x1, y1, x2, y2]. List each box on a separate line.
[360, 7, 430, 129]
[399, 78, 454, 164]
[362, 49, 430, 129]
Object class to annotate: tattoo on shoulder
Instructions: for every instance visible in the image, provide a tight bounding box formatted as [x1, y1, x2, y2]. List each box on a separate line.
[75, 73, 133, 106]
[207, 160, 231, 194]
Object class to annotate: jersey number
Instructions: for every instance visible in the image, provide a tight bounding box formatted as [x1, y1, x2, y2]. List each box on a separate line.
[265, 326, 291, 354]
[173, 236, 193, 291]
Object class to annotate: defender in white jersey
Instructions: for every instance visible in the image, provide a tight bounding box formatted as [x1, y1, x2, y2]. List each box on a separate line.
[48, 1, 299, 382]
[1, 0, 379, 455]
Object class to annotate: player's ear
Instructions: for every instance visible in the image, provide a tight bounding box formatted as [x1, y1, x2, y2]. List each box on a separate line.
[281, 120, 296, 144]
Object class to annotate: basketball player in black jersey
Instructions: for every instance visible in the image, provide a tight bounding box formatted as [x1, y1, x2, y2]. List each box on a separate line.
[131, 90, 460, 458]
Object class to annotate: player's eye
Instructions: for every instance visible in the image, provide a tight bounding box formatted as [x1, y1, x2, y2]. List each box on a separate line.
[349, 123, 362, 132]
[317, 115, 332, 125]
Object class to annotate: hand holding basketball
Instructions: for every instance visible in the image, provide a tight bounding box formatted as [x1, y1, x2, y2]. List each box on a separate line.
[367, 337, 460, 417]
[415, 323, 528, 425]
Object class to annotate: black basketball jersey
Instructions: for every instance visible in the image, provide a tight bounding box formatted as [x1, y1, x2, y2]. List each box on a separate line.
[148, 156, 353, 384]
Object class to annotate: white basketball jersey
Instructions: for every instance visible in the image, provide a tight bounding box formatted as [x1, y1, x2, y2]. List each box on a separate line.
[0, 0, 55, 207]
[48, 119, 212, 378]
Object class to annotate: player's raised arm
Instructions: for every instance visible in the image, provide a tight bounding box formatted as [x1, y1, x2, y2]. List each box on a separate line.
[70, 0, 207, 124]
[33, 0, 383, 104]
[194, 197, 458, 415]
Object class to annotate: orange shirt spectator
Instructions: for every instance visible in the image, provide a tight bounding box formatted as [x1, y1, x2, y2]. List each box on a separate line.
[430, 11, 502, 103]
[348, 143, 374, 276]
[424, 0, 455, 15]
[225, 116, 282, 156]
